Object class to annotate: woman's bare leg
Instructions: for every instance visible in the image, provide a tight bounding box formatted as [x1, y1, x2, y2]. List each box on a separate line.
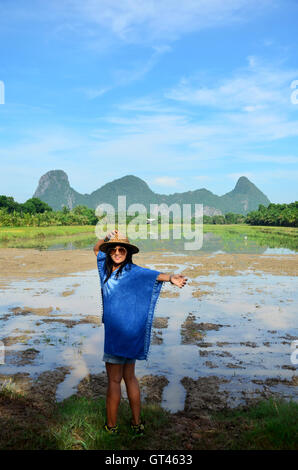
[105, 363, 124, 427]
[123, 363, 141, 425]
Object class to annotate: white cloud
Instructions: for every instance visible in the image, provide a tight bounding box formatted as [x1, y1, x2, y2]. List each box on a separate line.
[162, 57, 298, 153]
[67, 0, 272, 44]
[166, 56, 298, 110]
[1, 0, 274, 46]
[76, 45, 171, 99]
[227, 172, 254, 180]
[228, 169, 298, 182]
[78, 87, 111, 99]
[0, 128, 85, 180]
[85, 60, 298, 163]
[239, 154, 298, 164]
[243, 105, 265, 112]
[117, 96, 182, 114]
[111, 45, 171, 85]
[3, 64, 298, 182]
[153, 176, 180, 187]
[193, 175, 212, 181]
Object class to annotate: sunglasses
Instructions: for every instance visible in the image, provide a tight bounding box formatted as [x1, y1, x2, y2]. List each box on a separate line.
[108, 246, 127, 255]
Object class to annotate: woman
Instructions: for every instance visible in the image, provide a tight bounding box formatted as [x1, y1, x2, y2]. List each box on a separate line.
[93, 229, 187, 435]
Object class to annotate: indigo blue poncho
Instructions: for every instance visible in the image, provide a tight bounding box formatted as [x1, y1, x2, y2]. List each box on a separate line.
[97, 250, 163, 360]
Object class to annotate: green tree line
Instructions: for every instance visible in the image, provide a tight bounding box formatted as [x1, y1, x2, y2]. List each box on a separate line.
[0, 196, 97, 226]
[0, 195, 53, 214]
[245, 202, 298, 227]
[0, 195, 297, 227]
[199, 204, 298, 227]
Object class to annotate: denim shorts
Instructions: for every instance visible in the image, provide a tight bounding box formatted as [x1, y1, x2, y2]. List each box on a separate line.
[102, 352, 136, 364]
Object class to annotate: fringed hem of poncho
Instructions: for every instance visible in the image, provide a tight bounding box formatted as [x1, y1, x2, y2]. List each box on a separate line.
[143, 275, 165, 362]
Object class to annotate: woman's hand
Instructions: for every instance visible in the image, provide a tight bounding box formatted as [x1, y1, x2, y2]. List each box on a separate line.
[93, 229, 118, 256]
[170, 274, 187, 288]
[106, 229, 118, 240]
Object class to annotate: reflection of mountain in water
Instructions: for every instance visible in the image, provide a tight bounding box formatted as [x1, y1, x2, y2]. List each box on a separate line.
[136, 232, 268, 254]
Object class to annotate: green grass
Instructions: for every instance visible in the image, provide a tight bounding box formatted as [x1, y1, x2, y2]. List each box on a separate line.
[0, 389, 172, 450]
[51, 395, 172, 450]
[0, 381, 297, 450]
[0, 225, 95, 241]
[202, 223, 297, 236]
[0, 225, 97, 249]
[0, 378, 24, 400]
[211, 398, 298, 450]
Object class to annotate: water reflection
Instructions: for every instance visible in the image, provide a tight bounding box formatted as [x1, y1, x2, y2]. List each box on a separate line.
[45, 231, 297, 254]
[1, 227, 297, 253]
[0, 265, 297, 412]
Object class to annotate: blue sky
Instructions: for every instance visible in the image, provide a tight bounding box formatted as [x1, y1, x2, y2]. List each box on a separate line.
[0, 0, 298, 204]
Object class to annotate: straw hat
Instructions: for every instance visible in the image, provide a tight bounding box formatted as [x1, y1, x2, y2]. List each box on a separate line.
[100, 231, 139, 254]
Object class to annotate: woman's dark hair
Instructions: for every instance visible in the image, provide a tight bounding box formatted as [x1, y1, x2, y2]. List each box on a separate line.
[104, 245, 133, 283]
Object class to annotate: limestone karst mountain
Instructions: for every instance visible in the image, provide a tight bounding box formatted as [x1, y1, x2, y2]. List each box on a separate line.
[33, 170, 270, 215]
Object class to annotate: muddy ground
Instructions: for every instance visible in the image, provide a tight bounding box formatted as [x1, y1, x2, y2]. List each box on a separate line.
[0, 249, 297, 284]
[0, 247, 297, 442]
[0, 367, 260, 451]
[1, 362, 293, 450]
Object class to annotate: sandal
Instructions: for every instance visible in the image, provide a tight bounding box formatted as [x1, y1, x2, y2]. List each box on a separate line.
[130, 420, 145, 436]
[103, 423, 119, 434]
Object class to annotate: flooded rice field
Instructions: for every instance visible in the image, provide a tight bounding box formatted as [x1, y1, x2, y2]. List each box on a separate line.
[0, 246, 297, 414]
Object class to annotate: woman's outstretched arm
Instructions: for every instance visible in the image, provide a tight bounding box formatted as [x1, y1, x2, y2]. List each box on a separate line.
[157, 273, 187, 288]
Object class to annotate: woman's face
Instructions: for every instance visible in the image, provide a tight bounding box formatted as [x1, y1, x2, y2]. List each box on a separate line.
[108, 245, 128, 264]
